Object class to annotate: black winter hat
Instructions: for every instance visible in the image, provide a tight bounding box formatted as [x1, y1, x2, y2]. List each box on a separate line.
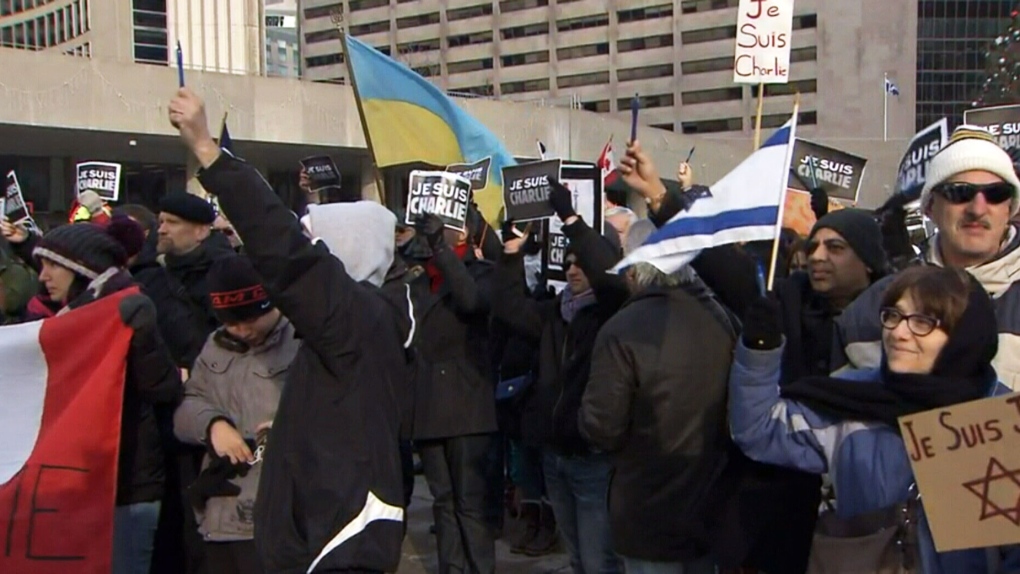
[809, 208, 887, 275]
[159, 193, 216, 225]
[33, 223, 127, 280]
[207, 255, 274, 323]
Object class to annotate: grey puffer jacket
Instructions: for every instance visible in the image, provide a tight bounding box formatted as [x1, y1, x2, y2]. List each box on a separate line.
[173, 317, 298, 542]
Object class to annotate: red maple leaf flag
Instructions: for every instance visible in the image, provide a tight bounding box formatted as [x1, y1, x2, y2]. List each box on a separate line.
[597, 137, 618, 186]
[0, 289, 135, 574]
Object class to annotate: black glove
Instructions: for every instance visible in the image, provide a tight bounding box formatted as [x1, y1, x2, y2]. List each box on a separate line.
[185, 455, 245, 511]
[809, 187, 829, 220]
[880, 204, 914, 265]
[119, 294, 157, 332]
[548, 179, 577, 221]
[741, 295, 783, 351]
[500, 219, 522, 243]
[414, 213, 446, 251]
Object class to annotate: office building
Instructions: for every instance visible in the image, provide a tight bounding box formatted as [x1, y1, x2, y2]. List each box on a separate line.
[266, 0, 301, 77]
[916, 0, 1017, 130]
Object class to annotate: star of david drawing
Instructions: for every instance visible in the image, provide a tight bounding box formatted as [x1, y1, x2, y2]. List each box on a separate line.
[961, 457, 1020, 526]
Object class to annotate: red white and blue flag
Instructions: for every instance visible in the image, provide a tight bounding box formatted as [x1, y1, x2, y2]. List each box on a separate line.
[0, 290, 134, 574]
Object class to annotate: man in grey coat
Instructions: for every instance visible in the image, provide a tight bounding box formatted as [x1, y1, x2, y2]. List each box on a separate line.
[174, 255, 299, 574]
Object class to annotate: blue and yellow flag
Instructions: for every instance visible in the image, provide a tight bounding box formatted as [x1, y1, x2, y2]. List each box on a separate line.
[345, 34, 516, 221]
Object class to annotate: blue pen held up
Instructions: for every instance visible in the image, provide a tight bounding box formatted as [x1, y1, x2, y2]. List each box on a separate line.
[176, 41, 185, 87]
[630, 94, 640, 143]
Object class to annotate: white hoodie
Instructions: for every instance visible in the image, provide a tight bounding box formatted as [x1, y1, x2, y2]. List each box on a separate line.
[303, 202, 396, 288]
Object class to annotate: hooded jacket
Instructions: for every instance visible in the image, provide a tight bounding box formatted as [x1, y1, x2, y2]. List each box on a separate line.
[198, 152, 410, 574]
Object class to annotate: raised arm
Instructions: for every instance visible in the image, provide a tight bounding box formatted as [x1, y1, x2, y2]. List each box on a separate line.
[170, 88, 369, 369]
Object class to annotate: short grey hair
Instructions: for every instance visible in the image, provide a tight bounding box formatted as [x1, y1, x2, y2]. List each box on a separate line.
[629, 262, 697, 289]
[605, 205, 639, 225]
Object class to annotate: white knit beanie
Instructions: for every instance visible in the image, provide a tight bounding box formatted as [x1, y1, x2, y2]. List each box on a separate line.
[919, 125, 1020, 216]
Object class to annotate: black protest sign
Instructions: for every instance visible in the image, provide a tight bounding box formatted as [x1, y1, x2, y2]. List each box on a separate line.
[502, 160, 562, 223]
[76, 161, 122, 202]
[963, 104, 1020, 154]
[896, 119, 948, 201]
[446, 157, 491, 192]
[788, 139, 868, 202]
[300, 155, 342, 191]
[4, 171, 33, 227]
[540, 163, 603, 289]
[405, 171, 472, 231]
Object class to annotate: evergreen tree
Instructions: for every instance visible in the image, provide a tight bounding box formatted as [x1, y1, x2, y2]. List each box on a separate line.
[975, 8, 1020, 107]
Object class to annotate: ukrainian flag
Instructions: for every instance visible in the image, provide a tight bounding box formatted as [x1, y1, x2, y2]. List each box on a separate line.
[345, 34, 516, 222]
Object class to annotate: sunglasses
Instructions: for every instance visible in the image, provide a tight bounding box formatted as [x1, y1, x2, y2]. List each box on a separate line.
[879, 307, 941, 337]
[931, 182, 1014, 205]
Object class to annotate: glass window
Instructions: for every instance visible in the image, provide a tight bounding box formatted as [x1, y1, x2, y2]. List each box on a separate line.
[681, 117, 742, 134]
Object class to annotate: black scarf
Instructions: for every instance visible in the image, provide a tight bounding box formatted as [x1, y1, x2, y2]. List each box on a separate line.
[780, 282, 999, 427]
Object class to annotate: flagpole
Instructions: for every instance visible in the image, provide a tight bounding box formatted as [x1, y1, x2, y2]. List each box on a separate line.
[218, 111, 228, 143]
[332, 8, 387, 204]
[766, 92, 801, 291]
[753, 82, 765, 150]
[883, 73, 888, 142]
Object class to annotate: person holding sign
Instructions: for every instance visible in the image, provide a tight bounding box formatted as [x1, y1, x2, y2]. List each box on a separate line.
[408, 210, 500, 574]
[492, 181, 628, 574]
[731, 267, 1020, 573]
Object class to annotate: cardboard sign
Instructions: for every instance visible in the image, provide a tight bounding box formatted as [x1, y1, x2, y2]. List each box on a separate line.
[300, 156, 342, 192]
[896, 119, 949, 202]
[733, 0, 794, 84]
[502, 160, 562, 223]
[540, 162, 604, 291]
[76, 161, 122, 202]
[405, 171, 472, 232]
[4, 171, 34, 229]
[898, 393, 1020, 552]
[446, 157, 492, 192]
[788, 139, 868, 203]
[781, 189, 847, 236]
[963, 104, 1020, 155]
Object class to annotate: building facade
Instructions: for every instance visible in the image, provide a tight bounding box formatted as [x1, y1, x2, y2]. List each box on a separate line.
[266, 0, 301, 77]
[916, 0, 1017, 130]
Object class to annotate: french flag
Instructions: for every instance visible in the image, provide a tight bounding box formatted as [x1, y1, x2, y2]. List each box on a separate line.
[0, 290, 135, 574]
[613, 112, 798, 274]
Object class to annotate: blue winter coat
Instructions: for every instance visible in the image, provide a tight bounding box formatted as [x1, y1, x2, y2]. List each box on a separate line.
[728, 341, 1020, 574]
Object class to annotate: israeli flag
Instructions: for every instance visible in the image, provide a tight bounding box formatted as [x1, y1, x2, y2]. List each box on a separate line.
[612, 115, 798, 275]
[885, 78, 900, 96]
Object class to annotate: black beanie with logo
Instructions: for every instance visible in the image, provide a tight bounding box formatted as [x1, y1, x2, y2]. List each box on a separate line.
[207, 255, 274, 323]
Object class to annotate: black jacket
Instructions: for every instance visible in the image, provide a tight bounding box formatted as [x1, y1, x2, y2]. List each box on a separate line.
[163, 231, 235, 339]
[411, 246, 499, 440]
[580, 283, 736, 562]
[199, 153, 407, 574]
[492, 219, 627, 453]
[66, 270, 183, 506]
[131, 233, 206, 368]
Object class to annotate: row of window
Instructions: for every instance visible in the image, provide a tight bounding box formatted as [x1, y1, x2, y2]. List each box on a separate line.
[313, 7, 817, 40]
[0, 0, 55, 16]
[0, 0, 89, 51]
[680, 111, 818, 134]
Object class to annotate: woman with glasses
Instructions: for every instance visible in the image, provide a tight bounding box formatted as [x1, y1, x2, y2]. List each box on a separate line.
[729, 265, 1020, 572]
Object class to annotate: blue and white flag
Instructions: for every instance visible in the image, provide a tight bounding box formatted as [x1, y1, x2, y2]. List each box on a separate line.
[612, 114, 799, 274]
[885, 78, 900, 96]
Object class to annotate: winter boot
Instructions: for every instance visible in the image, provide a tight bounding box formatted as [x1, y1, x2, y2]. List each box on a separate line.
[522, 501, 559, 557]
[509, 502, 541, 554]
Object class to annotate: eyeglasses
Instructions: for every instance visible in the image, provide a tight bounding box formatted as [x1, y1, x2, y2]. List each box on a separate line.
[879, 307, 941, 337]
[931, 182, 1014, 205]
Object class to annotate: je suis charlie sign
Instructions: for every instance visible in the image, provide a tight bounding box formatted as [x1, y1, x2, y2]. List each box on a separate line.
[405, 171, 472, 232]
[733, 0, 794, 84]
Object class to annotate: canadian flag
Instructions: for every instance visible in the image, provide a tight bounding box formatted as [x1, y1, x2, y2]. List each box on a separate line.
[0, 289, 135, 574]
[597, 137, 618, 186]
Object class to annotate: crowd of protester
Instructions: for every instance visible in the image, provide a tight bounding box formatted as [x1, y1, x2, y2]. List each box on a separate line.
[3, 87, 1020, 574]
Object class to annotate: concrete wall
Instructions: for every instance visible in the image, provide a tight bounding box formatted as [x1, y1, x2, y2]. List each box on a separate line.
[0, 47, 910, 208]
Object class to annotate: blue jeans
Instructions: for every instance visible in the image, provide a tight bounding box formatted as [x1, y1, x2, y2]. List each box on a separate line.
[622, 556, 716, 574]
[112, 501, 161, 574]
[543, 451, 620, 574]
